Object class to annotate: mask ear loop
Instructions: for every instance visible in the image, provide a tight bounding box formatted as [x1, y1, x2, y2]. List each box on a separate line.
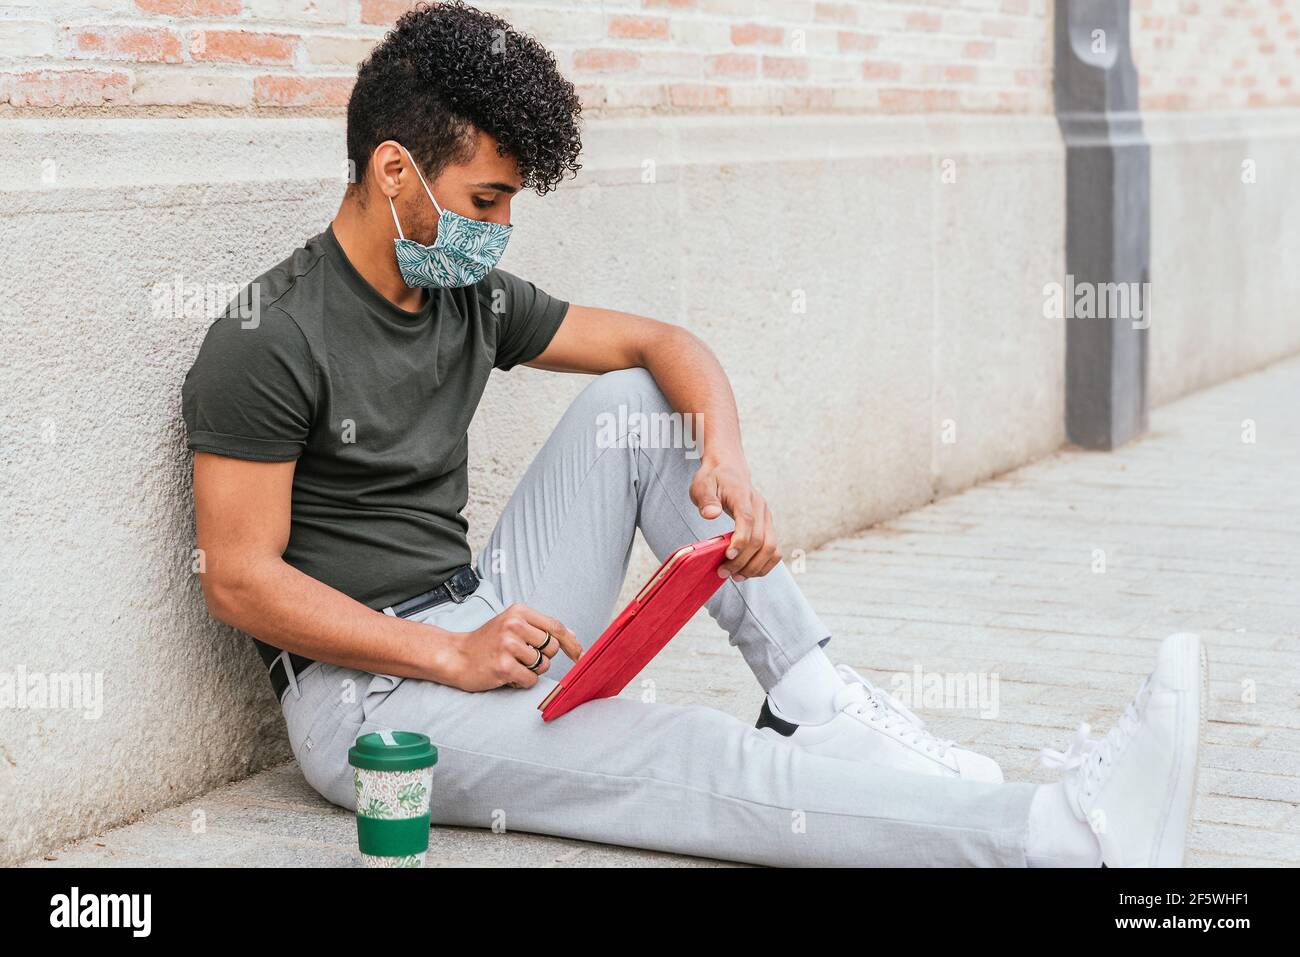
[400, 144, 444, 215]
[388, 195, 406, 241]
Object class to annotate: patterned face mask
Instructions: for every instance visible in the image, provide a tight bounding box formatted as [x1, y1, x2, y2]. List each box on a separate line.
[388, 145, 513, 289]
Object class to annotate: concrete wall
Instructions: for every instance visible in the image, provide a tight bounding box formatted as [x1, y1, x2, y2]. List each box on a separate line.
[1145, 108, 1300, 406]
[0, 111, 1064, 863]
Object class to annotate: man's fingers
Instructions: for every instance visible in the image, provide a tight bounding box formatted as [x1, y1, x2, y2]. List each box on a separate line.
[505, 635, 550, 675]
[499, 605, 549, 647]
[512, 604, 583, 662]
[691, 472, 723, 520]
[724, 494, 766, 579]
[720, 494, 754, 575]
[743, 511, 781, 578]
[498, 653, 539, 689]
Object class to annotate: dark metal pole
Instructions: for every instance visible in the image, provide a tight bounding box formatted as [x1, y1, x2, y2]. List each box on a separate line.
[1055, 0, 1151, 449]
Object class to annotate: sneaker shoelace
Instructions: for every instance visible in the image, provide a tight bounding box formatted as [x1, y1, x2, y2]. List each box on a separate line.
[1039, 675, 1151, 801]
[834, 665, 956, 759]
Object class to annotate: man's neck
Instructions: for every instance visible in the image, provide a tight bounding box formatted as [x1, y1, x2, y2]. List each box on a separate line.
[331, 199, 426, 314]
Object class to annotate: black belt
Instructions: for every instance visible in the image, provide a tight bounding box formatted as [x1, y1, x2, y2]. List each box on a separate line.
[268, 565, 480, 702]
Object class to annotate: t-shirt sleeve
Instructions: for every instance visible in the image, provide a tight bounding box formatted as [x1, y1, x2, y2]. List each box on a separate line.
[181, 305, 317, 461]
[478, 267, 570, 371]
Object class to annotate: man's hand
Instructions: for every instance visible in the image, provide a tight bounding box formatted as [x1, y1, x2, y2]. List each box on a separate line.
[448, 603, 583, 691]
[690, 457, 782, 582]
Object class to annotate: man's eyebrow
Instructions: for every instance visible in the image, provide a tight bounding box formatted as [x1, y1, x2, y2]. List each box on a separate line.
[473, 181, 519, 194]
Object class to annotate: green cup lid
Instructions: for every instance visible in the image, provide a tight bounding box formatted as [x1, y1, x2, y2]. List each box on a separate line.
[349, 730, 438, 772]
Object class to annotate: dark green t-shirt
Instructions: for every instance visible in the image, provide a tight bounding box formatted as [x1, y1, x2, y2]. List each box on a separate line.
[182, 225, 569, 617]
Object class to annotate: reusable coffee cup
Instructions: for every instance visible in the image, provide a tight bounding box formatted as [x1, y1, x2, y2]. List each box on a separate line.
[348, 730, 439, 868]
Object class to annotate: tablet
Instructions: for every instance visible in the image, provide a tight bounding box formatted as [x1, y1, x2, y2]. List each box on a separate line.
[537, 532, 734, 722]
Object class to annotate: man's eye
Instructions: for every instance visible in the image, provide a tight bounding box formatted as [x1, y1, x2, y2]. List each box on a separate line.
[472, 197, 495, 209]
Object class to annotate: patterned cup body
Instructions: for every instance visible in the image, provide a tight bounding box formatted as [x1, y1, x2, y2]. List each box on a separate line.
[353, 766, 435, 868]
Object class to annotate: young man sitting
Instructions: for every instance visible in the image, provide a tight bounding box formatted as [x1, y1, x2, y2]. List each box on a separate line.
[182, 1, 1204, 867]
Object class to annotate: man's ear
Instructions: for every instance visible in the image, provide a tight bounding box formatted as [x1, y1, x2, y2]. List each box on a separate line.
[370, 141, 406, 199]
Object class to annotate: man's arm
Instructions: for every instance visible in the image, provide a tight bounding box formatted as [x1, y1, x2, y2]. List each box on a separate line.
[193, 452, 580, 690]
[526, 305, 781, 581]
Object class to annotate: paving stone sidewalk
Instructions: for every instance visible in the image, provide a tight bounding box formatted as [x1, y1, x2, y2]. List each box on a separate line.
[27, 357, 1300, 867]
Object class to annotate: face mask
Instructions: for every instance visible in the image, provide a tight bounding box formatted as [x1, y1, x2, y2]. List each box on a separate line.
[388, 145, 513, 289]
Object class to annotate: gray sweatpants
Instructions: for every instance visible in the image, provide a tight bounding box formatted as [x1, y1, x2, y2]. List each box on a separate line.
[280, 368, 1037, 866]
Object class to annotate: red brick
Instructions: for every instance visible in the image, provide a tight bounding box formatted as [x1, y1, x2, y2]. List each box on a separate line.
[253, 75, 353, 108]
[964, 40, 996, 59]
[666, 83, 728, 108]
[191, 30, 297, 65]
[814, 3, 856, 24]
[135, 0, 239, 15]
[838, 31, 879, 54]
[360, 0, 417, 26]
[905, 12, 942, 32]
[862, 59, 903, 82]
[762, 55, 809, 80]
[68, 27, 183, 63]
[2, 69, 130, 107]
[573, 48, 640, 73]
[925, 89, 963, 111]
[732, 23, 784, 47]
[608, 15, 669, 41]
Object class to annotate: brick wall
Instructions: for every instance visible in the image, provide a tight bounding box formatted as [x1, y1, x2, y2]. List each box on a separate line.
[1132, 0, 1300, 110]
[0, 0, 1052, 114]
[0, 1, 1295, 116]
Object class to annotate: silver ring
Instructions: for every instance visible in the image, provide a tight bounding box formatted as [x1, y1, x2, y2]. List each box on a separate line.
[527, 648, 545, 672]
[538, 632, 554, 653]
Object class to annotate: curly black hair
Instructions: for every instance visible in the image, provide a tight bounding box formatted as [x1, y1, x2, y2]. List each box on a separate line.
[346, 0, 582, 198]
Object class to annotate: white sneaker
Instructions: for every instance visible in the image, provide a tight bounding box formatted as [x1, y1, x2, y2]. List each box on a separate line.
[1040, 632, 1207, 868]
[756, 664, 1004, 783]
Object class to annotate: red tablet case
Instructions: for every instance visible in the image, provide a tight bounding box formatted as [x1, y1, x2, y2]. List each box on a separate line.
[538, 532, 733, 722]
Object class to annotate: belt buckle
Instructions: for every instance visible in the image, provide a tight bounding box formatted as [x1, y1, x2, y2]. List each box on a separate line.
[445, 566, 476, 603]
